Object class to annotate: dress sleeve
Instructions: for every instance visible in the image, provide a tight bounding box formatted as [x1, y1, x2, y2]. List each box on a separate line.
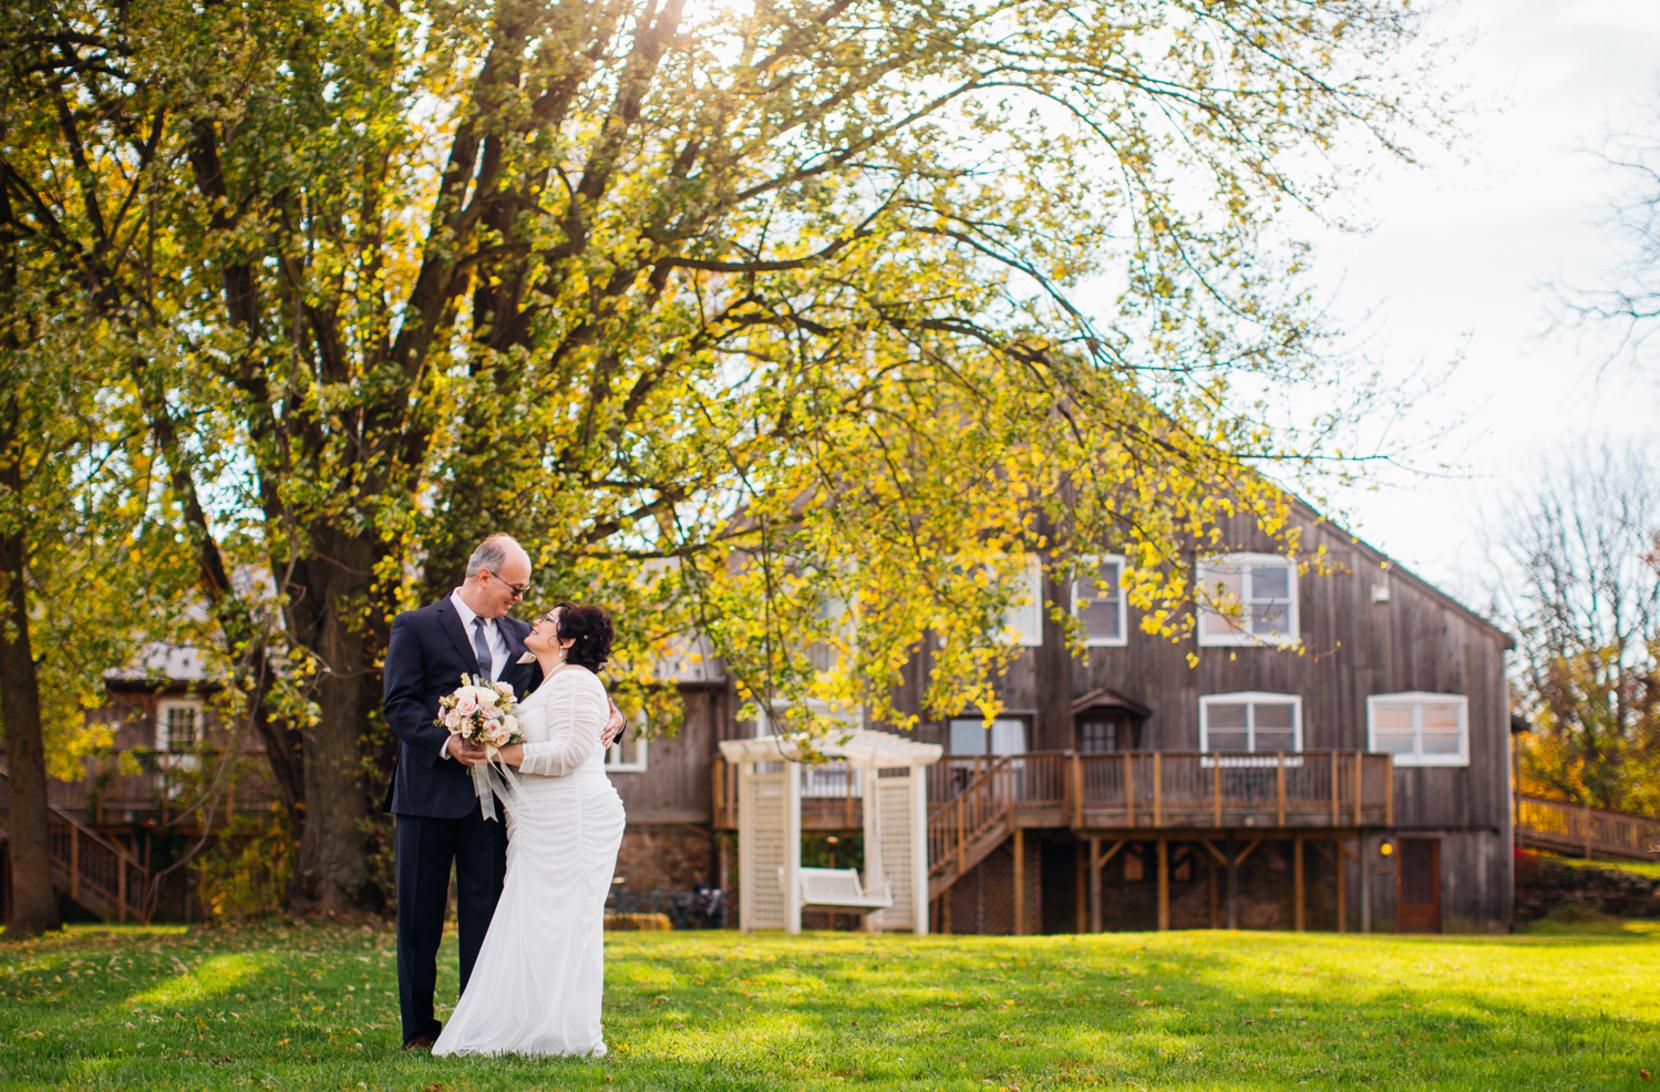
[517, 673, 602, 777]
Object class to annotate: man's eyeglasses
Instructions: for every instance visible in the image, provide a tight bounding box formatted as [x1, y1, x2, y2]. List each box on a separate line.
[486, 571, 528, 599]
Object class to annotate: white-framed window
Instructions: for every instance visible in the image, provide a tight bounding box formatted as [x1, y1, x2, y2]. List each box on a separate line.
[1198, 693, 1302, 753]
[996, 555, 1044, 647]
[605, 721, 649, 773]
[1196, 553, 1298, 647]
[155, 698, 202, 752]
[1070, 554, 1128, 646]
[1367, 693, 1469, 767]
[805, 590, 855, 674]
[946, 716, 1028, 755]
[942, 554, 1044, 647]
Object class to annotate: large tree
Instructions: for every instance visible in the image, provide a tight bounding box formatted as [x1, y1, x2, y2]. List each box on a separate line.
[1491, 442, 1660, 816]
[2, 0, 1439, 911]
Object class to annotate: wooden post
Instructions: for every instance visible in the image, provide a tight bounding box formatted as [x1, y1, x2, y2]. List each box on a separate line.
[1275, 756, 1286, 827]
[1329, 752, 1340, 825]
[1075, 841, 1087, 932]
[1156, 836, 1170, 931]
[1212, 754, 1223, 827]
[1360, 836, 1372, 934]
[1013, 829, 1025, 936]
[955, 800, 965, 875]
[1226, 846, 1238, 930]
[1353, 752, 1363, 825]
[1124, 753, 1136, 827]
[1385, 757, 1394, 827]
[117, 855, 128, 924]
[1089, 836, 1103, 934]
[1071, 753, 1084, 828]
[712, 760, 724, 827]
[1335, 835, 1347, 933]
[1152, 752, 1163, 828]
[1293, 835, 1305, 932]
[1208, 858, 1219, 929]
[70, 826, 80, 903]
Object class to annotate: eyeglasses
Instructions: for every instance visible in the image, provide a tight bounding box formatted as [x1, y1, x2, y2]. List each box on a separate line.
[486, 571, 528, 599]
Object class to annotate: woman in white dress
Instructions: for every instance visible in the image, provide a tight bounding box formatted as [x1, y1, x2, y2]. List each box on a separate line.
[433, 602, 626, 1058]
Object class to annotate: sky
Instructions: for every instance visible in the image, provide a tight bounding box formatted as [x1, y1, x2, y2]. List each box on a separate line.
[1303, 0, 1660, 604]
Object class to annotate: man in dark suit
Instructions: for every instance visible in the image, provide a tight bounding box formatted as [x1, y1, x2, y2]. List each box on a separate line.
[383, 533, 621, 1049]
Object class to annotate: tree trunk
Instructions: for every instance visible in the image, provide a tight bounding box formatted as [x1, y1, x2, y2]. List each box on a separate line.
[283, 530, 385, 913]
[0, 460, 61, 938]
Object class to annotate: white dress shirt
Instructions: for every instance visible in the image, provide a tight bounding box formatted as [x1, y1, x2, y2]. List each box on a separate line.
[442, 590, 509, 761]
[450, 589, 508, 680]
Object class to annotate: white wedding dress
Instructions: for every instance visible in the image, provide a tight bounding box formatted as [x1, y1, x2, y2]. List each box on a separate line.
[433, 665, 626, 1057]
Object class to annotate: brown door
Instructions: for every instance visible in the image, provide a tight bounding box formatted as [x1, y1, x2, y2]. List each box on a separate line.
[1397, 837, 1441, 933]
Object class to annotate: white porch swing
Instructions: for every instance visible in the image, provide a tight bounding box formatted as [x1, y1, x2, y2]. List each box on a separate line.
[718, 729, 943, 934]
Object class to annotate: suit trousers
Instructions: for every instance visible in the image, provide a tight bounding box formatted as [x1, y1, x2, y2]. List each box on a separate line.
[395, 808, 508, 1044]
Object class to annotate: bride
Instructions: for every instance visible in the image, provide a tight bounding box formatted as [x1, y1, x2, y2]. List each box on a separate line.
[433, 602, 627, 1058]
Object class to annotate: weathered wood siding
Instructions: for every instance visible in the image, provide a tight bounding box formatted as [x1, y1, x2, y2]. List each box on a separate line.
[893, 503, 1514, 928]
[610, 686, 732, 825]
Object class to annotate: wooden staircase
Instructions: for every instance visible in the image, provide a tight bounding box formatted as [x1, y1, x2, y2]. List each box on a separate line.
[0, 767, 150, 923]
[927, 757, 1016, 901]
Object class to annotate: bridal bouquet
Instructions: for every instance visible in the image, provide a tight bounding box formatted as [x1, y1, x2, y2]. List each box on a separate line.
[436, 675, 524, 820]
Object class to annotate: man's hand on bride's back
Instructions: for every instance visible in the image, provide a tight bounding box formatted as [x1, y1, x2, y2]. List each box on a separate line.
[600, 701, 626, 748]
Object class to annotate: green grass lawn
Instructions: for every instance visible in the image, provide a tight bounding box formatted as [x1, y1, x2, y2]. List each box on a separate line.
[1535, 852, 1660, 880]
[1, 920, 1657, 1090]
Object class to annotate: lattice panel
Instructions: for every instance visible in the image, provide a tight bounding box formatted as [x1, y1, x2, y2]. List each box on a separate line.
[741, 770, 788, 929]
[874, 777, 914, 930]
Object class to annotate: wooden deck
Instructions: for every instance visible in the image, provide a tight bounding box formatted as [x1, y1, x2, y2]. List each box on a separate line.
[42, 750, 279, 829]
[714, 750, 1395, 836]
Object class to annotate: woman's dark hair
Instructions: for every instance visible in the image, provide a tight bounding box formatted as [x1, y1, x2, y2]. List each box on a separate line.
[555, 602, 613, 673]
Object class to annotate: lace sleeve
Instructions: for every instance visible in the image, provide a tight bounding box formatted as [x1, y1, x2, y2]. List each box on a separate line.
[517, 672, 602, 777]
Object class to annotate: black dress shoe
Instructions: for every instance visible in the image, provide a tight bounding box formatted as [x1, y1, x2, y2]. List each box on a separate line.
[403, 1035, 436, 1051]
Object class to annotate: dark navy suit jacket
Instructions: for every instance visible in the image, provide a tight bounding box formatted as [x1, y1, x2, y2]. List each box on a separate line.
[382, 597, 542, 818]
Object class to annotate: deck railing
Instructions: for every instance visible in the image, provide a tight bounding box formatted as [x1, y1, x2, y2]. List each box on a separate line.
[1516, 795, 1660, 861]
[43, 751, 279, 826]
[714, 750, 1394, 832]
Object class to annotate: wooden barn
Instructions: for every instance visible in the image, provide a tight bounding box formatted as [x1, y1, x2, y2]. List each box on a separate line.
[677, 501, 1517, 935]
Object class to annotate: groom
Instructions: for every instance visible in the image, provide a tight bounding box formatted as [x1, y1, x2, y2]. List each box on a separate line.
[382, 533, 623, 1049]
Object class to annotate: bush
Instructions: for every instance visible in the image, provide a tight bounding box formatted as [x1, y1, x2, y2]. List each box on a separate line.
[195, 803, 294, 919]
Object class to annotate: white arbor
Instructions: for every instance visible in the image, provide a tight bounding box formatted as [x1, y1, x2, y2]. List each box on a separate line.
[718, 729, 942, 934]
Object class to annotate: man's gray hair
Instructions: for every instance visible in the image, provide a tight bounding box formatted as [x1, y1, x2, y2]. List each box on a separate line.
[465, 534, 519, 579]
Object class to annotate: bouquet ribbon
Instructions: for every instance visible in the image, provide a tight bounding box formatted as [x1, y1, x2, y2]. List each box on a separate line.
[472, 756, 522, 821]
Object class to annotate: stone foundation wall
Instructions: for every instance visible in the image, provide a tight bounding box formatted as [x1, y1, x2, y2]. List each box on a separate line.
[1513, 852, 1660, 923]
[615, 825, 717, 895]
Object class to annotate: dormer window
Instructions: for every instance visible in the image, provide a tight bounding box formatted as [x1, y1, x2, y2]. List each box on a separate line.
[1196, 554, 1298, 647]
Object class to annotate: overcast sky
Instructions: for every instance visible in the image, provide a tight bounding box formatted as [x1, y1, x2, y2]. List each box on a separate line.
[1305, 0, 1660, 603]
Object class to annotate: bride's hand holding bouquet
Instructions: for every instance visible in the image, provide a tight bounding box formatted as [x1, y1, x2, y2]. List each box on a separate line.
[437, 675, 524, 819]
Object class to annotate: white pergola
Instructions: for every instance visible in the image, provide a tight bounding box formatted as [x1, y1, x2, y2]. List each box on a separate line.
[718, 729, 943, 934]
